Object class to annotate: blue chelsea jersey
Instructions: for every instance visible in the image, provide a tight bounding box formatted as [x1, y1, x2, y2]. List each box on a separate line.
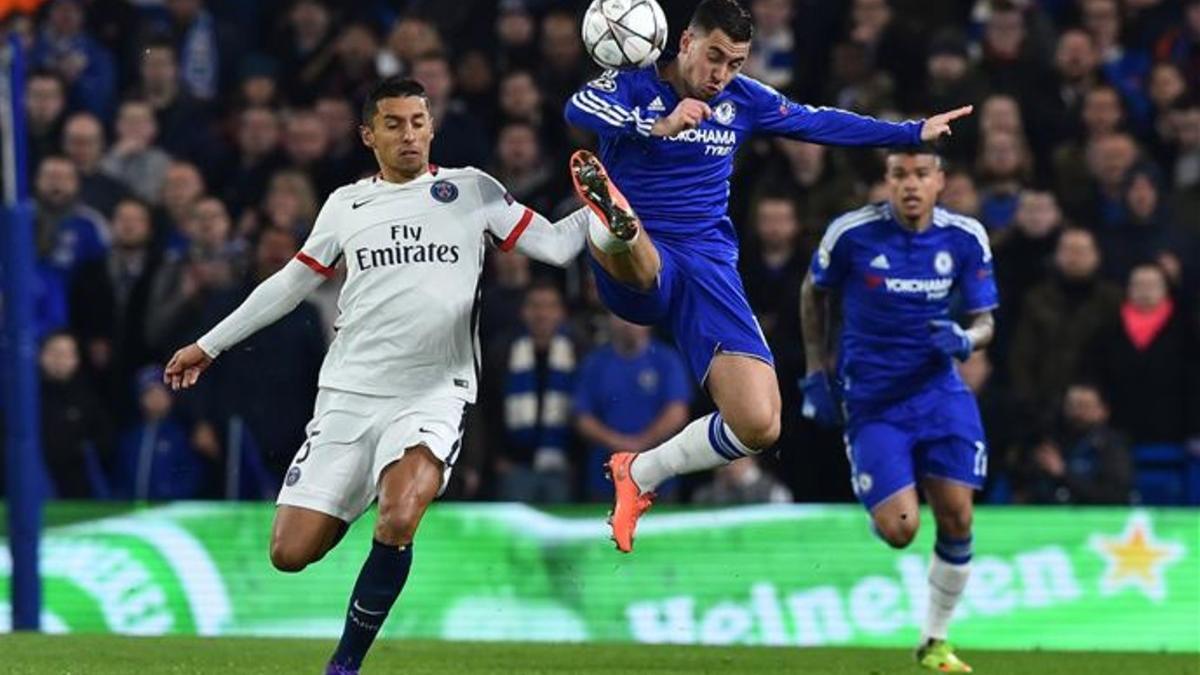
[810, 204, 999, 405]
[565, 66, 923, 254]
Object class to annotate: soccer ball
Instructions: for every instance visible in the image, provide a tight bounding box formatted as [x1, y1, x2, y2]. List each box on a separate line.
[581, 0, 669, 70]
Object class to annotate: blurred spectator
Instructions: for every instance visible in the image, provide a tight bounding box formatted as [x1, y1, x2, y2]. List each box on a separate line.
[281, 109, 340, 198]
[924, 30, 985, 165]
[221, 106, 288, 219]
[30, 0, 117, 119]
[1147, 63, 1187, 164]
[148, 197, 245, 354]
[411, 52, 491, 169]
[480, 250, 531, 349]
[498, 69, 566, 158]
[487, 281, 577, 503]
[34, 155, 109, 275]
[39, 331, 111, 498]
[157, 160, 207, 252]
[326, 22, 380, 102]
[495, 0, 538, 74]
[252, 169, 319, 238]
[111, 365, 213, 500]
[740, 194, 806, 377]
[1049, 29, 1100, 145]
[846, 0, 924, 111]
[747, 140, 861, 234]
[538, 9, 590, 109]
[991, 190, 1063, 372]
[694, 457, 794, 505]
[25, 69, 67, 170]
[235, 55, 280, 108]
[745, 0, 795, 90]
[1152, 0, 1200, 92]
[975, 129, 1032, 231]
[940, 167, 981, 218]
[1053, 84, 1125, 215]
[69, 197, 164, 415]
[276, 0, 339, 104]
[574, 315, 691, 501]
[137, 38, 218, 172]
[1010, 227, 1123, 417]
[1086, 263, 1200, 446]
[1099, 166, 1188, 283]
[100, 99, 171, 204]
[315, 95, 374, 182]
[1081, 0, 1151, 128]
[153, 0, 235, 102]
[979, 0, 1049, 106]
[491, 122, 557, 214]
[456, 49, 498, 125]
[378, 15, 442, 77]
[191, 227, 324, 478]
[1014, 382, 1132, 505]
[1169, 100, 1200, 232]
[61, 111, 130, 218]
[1080, 131, 1142, 228]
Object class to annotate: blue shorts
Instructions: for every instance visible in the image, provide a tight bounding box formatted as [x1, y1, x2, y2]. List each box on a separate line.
[589, 239, 773, 383]
[844, 385, 987, 511]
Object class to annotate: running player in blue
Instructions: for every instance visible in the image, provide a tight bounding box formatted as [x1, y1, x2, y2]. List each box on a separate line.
[800, 147, 997, 673]
[565, 0, 973, 553]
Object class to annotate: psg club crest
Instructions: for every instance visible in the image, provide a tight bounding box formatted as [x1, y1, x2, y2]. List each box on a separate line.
[285, 465, 302, 487]
[934, 251, 954, 276]
[713, 101, 737, 126]
[431, 180, 459, 203]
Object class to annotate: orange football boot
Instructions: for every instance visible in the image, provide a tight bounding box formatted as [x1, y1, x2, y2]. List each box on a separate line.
[605, 452, 656, 553]
[569, 150, 640, 241]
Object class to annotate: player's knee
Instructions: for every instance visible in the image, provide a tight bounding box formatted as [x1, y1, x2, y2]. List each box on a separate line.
[376, 499, 422, 546]
[875, 514, 919, 549]
[729, 411, 780, 452]
[934, 509, 973, 539]
[269, 539, 317, 573]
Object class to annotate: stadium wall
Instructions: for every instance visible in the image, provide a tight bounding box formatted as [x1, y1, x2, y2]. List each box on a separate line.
[0, 504, 1196, 651]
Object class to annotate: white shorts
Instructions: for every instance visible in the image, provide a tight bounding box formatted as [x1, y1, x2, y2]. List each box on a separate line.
[276, 388, 468, 522]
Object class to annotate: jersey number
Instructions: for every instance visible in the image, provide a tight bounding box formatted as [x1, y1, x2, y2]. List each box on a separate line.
[973, 441, 988, 478]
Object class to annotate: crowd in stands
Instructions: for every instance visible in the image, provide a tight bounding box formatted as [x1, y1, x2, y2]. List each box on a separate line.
[1, 0, 1198, 506]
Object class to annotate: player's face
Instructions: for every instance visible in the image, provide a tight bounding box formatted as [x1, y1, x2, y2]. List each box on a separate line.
[361, 95, 433, 177]
[885, 154, 944, 222]
[678, 28, 749, 100]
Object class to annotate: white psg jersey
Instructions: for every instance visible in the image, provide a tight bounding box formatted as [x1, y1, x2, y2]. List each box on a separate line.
[295, 166, 536, 402]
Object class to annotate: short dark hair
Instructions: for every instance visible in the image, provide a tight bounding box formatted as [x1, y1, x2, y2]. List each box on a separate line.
[689, 0, 754, 42]
[886, 145, 944, 168]
[361, 77, 428, 126]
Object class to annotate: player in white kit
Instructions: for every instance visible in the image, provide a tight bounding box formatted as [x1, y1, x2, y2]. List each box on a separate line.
[164, 78, 610, 674]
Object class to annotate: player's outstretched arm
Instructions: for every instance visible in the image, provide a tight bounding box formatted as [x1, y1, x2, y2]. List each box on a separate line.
[164, 259, 325, 390]
[507, 207, 593, 267]
[752, 78, 973, 147]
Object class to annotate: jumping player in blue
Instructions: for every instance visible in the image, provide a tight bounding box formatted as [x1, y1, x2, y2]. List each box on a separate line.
[565, 0, 973, 553]
[800, 147, 997, 672]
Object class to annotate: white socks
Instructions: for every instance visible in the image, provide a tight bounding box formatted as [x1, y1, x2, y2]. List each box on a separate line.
[923, 534, 973, 642]
[630, 413, 753, 492]
[588, 214, 637, 254]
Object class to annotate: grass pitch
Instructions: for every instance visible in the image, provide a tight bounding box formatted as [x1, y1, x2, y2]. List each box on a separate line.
[2, 634, 1197, 674]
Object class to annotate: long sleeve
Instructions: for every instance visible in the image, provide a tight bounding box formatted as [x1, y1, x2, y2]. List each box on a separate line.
[196, 260, 324, 358]
[749, 77, 923, 146]
[475, 171, 592, 267]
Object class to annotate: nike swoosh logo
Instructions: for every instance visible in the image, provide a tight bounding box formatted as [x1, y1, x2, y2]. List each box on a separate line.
[352, 198, 376, 209]
[419, 427, 434, 434]
[353, 600, 387, 616]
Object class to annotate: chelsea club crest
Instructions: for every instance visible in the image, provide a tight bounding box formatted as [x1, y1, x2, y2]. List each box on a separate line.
[934, 251, 954, 275]
[713, 101, 737, 126]
[431, 180, 459, 203]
